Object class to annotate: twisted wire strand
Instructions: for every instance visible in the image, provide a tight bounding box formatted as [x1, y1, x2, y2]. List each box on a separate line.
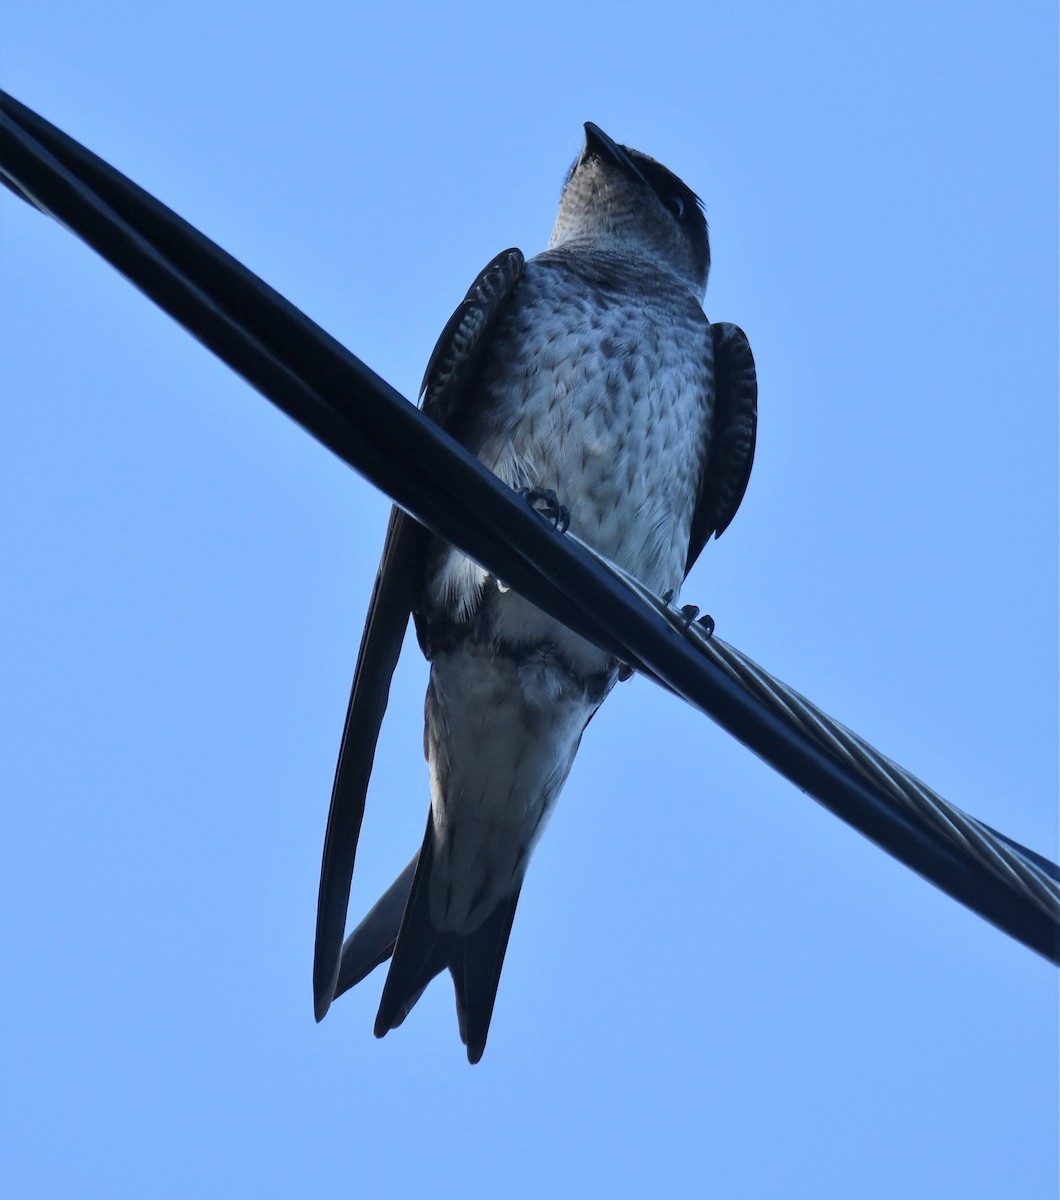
[566, 530, 1060, 923]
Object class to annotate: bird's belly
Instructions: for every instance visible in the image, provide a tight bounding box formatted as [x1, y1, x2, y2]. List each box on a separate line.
[483, 356, 707, 667]
[419, 296, 711, 929]
[430, 364, 708, 664]
[424, 642, 600, 933]
[501, 380, 702, 576]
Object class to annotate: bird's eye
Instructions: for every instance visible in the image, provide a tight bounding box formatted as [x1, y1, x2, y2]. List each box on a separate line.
[667, 194, 686, 219]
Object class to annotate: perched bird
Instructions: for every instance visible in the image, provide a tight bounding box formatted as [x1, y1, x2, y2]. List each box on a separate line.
[313, 123, 757, 1063]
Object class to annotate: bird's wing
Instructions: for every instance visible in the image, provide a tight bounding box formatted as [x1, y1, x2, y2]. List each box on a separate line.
[419, 247, 526, 428]
[685, 321, 758, 574]
[313, 247, 525, 1020]
[313, 508, 425, 1020]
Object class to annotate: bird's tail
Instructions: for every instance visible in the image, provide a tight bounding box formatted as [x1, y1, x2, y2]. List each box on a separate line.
[352, 815, 520, 1064]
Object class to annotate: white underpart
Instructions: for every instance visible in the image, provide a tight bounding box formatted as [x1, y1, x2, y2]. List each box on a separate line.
[426, 646, 591, 931]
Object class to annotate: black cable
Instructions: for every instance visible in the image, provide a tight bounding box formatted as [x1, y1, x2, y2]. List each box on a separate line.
[2, 90, 1056, 963]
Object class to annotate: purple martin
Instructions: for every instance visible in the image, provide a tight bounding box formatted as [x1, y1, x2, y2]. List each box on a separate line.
[313, 123, 757, 1062]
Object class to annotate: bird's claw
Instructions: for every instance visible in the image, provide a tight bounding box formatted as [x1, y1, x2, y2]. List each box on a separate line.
[518, 487, 570, 533]
[663, 593, 715, 638]
[678, 603, 700, 630]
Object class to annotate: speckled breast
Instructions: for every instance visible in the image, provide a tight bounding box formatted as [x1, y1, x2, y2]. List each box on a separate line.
[424, 248, 715, 673]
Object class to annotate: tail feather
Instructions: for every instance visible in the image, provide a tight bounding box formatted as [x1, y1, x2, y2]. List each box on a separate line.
[373, 825, 450, 1037]
[333, 854, 418, 1000]
[374, 816, 522, 1063]
[449, 893, 520, 1064]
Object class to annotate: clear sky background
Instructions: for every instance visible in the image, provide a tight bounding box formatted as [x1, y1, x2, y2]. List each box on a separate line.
[2, 4, 1056, 1197]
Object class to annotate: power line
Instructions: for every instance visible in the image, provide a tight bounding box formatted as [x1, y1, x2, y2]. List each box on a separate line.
[2, 90, 1055, 964]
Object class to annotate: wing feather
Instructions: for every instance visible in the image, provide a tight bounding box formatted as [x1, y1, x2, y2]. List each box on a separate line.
[685, 321, 758, 574]
[313, 248, 525, 1020]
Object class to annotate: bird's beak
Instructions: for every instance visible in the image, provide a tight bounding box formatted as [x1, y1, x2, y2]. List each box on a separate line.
[582, 122, 649, 187]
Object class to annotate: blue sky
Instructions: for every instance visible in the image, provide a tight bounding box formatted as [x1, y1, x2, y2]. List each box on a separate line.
[2, 3, 1056, 1197]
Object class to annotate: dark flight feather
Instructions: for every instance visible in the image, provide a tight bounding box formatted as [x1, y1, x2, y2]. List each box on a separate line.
[313, 509, 425, 1020]
[685, 321, 757, 574]
[313, 249, 525, 1022]
[373, 817, 522, 1064]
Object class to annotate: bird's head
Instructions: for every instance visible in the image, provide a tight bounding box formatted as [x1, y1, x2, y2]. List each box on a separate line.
[549, 123, 710, 298]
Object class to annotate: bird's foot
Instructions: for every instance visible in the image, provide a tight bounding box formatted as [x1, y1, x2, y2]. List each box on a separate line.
[662, 591, 715, 638]
[677, 601, 715, 638]
[677, 603, 700, 630]
[518, 486, 570, 533]
[694, 611, 715, 638]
